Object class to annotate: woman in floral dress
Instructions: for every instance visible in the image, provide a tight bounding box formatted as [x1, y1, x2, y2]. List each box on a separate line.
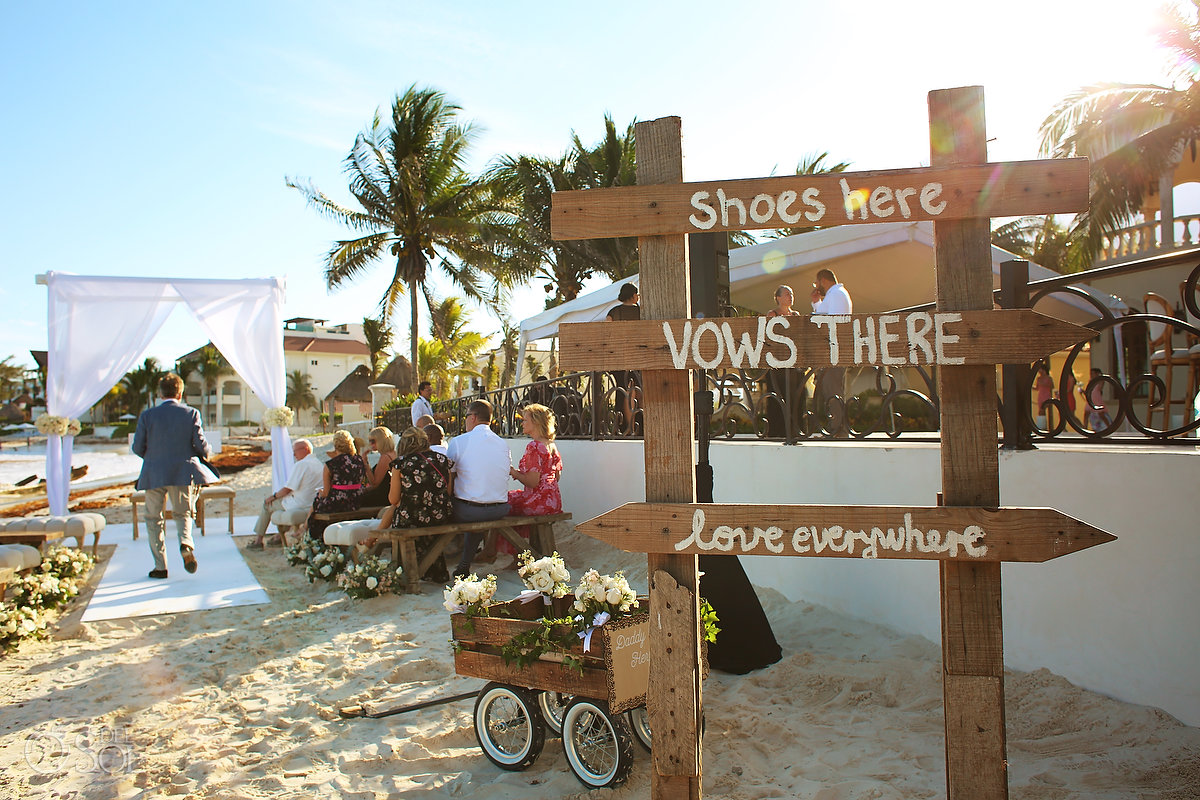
[309, 430, 367, 542]
[498, 404, 563, 567]
[386, 426, 453, 582]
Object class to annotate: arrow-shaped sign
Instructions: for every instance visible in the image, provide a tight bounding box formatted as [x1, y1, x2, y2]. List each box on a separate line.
[559, 310, 1094, 372]
[577, 503, 1115, 563]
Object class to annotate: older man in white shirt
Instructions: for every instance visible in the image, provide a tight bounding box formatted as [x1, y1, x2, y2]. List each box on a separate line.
[248, 439, 324, 549]
[446, 399, 511, 579]
[810, 269, 853, 435]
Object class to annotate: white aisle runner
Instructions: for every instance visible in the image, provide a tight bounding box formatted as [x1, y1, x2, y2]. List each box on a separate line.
[83, 517, 269, 621]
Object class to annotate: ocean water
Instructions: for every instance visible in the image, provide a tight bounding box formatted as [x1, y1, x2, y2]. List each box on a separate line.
[0, 442, 142, 489]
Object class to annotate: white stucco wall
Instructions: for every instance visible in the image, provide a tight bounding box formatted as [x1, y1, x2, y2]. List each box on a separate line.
[547, 438, 1199, 726]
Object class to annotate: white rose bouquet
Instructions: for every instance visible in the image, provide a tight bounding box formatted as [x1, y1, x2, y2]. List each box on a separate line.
[262, 407, 295, 428]
[571, 569, 640, 651]
[10, 572, 79, 610]
[517, 550, 572, 598]
[337, 555, 402, 599]
[35, 414, 70, 436]
[443, 573, 498, 620]
[304, 545, 346, 584]
[42, 545, 95, 580]
[66, 418, 82, 436]
[0, 605, 48, 653]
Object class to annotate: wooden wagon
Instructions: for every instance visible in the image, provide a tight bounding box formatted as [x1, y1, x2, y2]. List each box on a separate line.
[450, 597, 652, 789]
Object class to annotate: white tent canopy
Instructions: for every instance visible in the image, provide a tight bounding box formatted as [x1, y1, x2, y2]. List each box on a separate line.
[38, 273, 293, 514]
[516, 221, 1128, 368]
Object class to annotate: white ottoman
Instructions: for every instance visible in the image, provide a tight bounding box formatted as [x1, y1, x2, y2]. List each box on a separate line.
[0, 543, 42, 571]
[0, 513, 106, 554]
[323, 519, 380, 548]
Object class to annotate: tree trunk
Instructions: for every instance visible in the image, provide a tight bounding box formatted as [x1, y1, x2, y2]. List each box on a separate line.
[410, 281, 420, 392]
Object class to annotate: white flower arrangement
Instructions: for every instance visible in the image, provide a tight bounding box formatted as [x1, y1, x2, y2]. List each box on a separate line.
[262, 406, 295, 428]
[337, 555, 402, 599]
[0, 605, 48, 652]
[35, 414, 70, 436]
[66, 418, 82, 436]
[42, 545, 95, 580]
[443, 573, 498, 616]
[572, 569, 639, 618]
[304, 545, 346, 584]
[517, 550, 572, 598]
[9, 572, 80, 610]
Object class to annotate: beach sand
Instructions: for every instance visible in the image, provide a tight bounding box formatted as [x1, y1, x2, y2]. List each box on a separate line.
[0, 459, 1196, 799]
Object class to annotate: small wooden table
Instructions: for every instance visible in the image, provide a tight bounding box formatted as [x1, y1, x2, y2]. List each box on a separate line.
[385, 513, 571, 594]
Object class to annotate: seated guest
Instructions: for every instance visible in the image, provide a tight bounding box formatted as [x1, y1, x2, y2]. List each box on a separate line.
[414, 413, 435, 429]
[379, 426, 453, 582]
[424, 423, 448, 456]
[358, 426, 396, 506]
[499, 404, 563, 568]
[249, 438, 323, 549]
[308, 430, 367, 542]
[447, 399, 511, 580]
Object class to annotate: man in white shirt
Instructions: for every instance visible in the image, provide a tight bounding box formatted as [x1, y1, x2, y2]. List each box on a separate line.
[248, 439, 324, 549]
[810, 269, 853, 435]
[411, 381, 435, 427]
[446, 399, 511, 579]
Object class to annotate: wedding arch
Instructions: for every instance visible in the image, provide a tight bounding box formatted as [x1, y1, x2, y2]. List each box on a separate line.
[36, 273, 295, 516]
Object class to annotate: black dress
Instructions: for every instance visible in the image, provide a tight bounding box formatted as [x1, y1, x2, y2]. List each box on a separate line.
[308, 453, 366, 541]
[390, 450, 453, 583]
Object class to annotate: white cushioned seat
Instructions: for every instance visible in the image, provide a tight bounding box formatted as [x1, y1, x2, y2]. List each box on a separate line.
[0, 513, 106, 554]
[324, 519, 380, 547]
[270, 508, 310, 527]
[0, 543, 43, 570]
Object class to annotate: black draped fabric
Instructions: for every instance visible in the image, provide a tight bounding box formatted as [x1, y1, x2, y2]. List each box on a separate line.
[696, 462, 783, 674]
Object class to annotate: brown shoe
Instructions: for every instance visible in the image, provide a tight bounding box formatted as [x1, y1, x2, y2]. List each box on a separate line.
[181, 545, 198, 574]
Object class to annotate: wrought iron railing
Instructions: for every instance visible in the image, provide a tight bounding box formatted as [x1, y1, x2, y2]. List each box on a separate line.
[378, 250, 1200, 446]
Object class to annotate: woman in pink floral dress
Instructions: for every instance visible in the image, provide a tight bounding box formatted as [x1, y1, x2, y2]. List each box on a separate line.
[498, 404, 563, 565]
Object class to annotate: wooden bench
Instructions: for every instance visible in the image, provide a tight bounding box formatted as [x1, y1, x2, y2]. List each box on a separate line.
[131, 486, 236, 540]
[385, 512, 571, 595]
[0, 513, 107, 555]
[309, 506, 387, 525]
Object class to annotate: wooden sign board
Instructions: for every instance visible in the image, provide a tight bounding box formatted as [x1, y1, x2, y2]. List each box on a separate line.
[578, 503, 1114, 563]
[603, 615, 651, 714]
[559, 309, 1093, 372]
[551, 159, 1089, 240]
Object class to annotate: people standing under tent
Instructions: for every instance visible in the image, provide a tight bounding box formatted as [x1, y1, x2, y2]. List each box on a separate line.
[606, 283, 642, 434]
[132, 373, 213, 578]
[810, 269, 853, 436]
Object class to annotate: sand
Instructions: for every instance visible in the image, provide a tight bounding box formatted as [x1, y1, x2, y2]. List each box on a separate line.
[0, 458, 1196, 799]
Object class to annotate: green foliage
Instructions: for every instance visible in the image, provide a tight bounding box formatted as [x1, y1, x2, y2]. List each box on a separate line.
[700, 597, 720, 644]
[500, 618, 585, 672]
[111, 423, 135, 438]
[286, 370, 318, 413]
[380, 392, 416, 413]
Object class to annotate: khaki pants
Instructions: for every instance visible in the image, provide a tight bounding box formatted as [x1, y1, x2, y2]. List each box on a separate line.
[144, 485, 198, 572]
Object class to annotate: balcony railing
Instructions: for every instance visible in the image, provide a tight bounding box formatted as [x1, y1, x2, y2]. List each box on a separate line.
[378, 250, 1200, 447]
[1097, 214, 1200, 265]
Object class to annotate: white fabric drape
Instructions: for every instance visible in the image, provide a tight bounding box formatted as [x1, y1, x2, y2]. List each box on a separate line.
[42, 273, 290, 515]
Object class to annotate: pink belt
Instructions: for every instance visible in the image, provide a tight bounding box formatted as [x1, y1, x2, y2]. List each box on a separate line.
[331, 484, 362, 490]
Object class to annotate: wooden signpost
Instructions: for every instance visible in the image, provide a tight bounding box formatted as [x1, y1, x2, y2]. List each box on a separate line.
[550, 88, 1112, 800]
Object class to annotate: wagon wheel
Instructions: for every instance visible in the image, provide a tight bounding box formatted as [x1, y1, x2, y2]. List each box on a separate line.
[626, 705, 652, 752]
[561, 697, 635, 788]
[473, 682, 545, 770]
[538, 691, 572, 736]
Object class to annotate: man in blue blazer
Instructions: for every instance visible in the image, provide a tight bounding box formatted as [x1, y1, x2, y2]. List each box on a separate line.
[132, 372, 214, 579]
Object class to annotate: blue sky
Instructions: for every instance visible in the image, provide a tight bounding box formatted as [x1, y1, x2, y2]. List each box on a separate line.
[0, 0, 1170, 372]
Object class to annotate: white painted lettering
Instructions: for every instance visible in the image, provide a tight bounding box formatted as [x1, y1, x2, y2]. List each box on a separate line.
[802, 187, 825, 222]
[722, 318, 767, 369]
[749, 194, 776, 224]
[764, 316, 797, 368]
[792, 526, 811, 553]
[894, 187, 916, 218]
[919, 182, 946, 215]
[664, 321, 693, 369]
[717, 188, 747, 228]
[934, 312, 965, 365]
[877, 314, 903, 366]
[869, 186, 895, 218]
[811, 315, 847, 365]
[853, 317, 877, 364]
[776, 190, 803, 225]
[689, 191, 717, 230]
[692, 320, 725, 369]
[905, 312, 934, 364]
[840, 178, 867, 220]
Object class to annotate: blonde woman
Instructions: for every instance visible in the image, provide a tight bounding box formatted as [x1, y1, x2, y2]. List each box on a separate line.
[359, 426, 396, 506]
[308, 430, 367, 541]
[497, 404, 563, 566]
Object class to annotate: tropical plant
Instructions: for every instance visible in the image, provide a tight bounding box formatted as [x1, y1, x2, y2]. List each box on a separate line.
[763, 152, 854, 239]
[287, 85, 514, 390]
[416, 295, 488, 396]
[286, 370, 318, 419]
[362, 316, 393, 378]
[0, 356, 25, 402]
[498, 319, 520, 388]
[175, 356, 201, 393]
[1039, 2, 1200, 270]
[991, 215, 1073, 272]
[196, 346, 232, 425]
[488, 114, 640, 309]
[121, 357, 164, 416]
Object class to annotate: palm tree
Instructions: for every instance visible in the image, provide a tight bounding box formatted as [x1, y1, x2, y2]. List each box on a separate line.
[763, 152, 853, 239]
[420, 295, 488, 395]
[1039, 2, 1200, 269]
[287, 85, 514, 390]
[488, 114, 639, 309]
[0, 356, 25, 402]
[362, 316, 393, 378]
[196, 346, 232, 425]
[286, 370, 318, 421]
[991, 215, 1073, 272]
[121, 357, 164, 415]
[498, 318, 520, 388]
